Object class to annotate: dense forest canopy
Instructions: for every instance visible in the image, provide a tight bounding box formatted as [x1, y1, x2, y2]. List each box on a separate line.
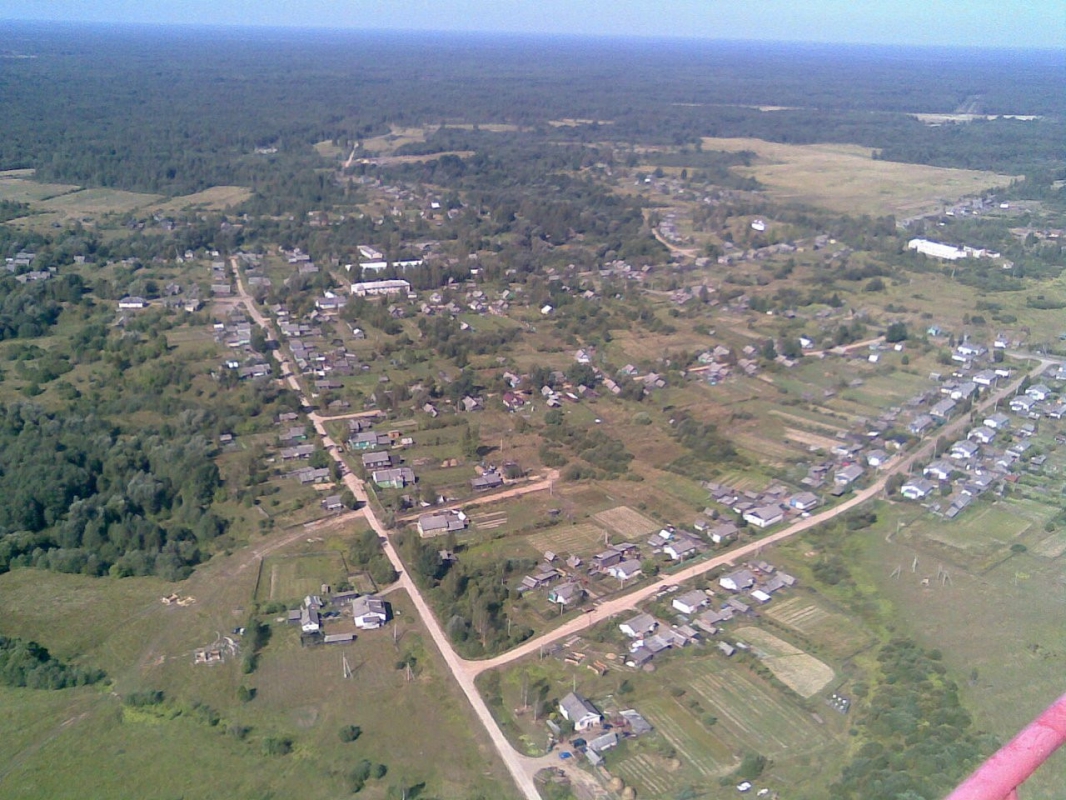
[1, 24, 1062, 196]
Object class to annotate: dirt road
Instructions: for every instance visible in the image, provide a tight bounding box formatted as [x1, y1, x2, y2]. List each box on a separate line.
[459, 356, 1045, 677]
[230, 258, 1052, 799]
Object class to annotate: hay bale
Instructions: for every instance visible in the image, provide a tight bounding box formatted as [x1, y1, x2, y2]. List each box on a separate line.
[621, 786, 637, 800]
[608, 776, 625, 793]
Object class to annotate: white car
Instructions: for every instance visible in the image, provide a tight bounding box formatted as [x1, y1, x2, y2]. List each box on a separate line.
[737, 782, 752, 793]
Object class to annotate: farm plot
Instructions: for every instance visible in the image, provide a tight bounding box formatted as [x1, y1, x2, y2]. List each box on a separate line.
[639, 696, 735, 777]
[732, 430, 799, 467]
[783, 427, 843, 453]
[735, 627, 835, 698]
[768, 408, 848, 437]
[923, 502, 1036, 554]
[614, 752, 680, 798]
[470, 510, 509, 531]
[255, 552, 349, 603]
[680, 661, 829, 754]
[594, 506, 660, 539]
[1031, 529, 1066, 559]
[526, 522, 608, 556]
[765, 595, 874, 658]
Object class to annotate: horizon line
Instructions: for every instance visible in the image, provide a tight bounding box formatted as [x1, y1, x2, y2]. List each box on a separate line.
[3, 18, 1064, 54]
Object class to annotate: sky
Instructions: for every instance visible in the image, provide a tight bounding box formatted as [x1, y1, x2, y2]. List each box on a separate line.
[2, 0, 1063, 49]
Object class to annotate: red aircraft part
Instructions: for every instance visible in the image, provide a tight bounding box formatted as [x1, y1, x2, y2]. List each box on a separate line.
[947, 691, 1066, 800]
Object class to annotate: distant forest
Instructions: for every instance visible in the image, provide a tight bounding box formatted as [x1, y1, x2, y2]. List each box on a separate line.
[1, 24, 1063, 198]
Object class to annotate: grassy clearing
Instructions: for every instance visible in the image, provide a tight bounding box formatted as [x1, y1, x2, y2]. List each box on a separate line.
[734, 627, 836, 698]
[702, 136, 1017, 216]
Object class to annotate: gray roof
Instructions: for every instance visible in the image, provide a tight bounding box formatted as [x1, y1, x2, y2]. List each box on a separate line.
[352, 595, 387, 618]
[559, 692, 600, 723]
[620, 612, 658, 636]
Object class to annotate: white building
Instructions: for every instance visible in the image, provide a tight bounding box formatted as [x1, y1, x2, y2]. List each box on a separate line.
[350, 279, 411, 297]
[908, 238, 967, 261]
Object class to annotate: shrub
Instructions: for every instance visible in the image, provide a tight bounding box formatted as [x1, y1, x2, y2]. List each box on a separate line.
[339, 724, 363, 743]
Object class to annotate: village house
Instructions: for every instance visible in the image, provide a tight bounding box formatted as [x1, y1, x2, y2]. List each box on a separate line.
[351, 595, 388, 629]
[901, 477, 936, 500]
[931, 398, 958, 420]
[924, 460, 954, 481]
[607, 559, 643, 582]
[591, 547, 624, 571]
[866, 449, 889, 468]
[321, 494, 345, 512]
[372, 467, 416, 489]
[547, 581, 585, 606]
[619, 613, 658, 639]
[559, 692, 602, 732]
[984, 412, 1010, 430]
[361, 451, 393, 470]
[834, 464, 864, 487]
[742, 505, 784, 529]
[708, 522, 739, 545]
[968, 426, 996, 445]
[909, 414, 935, 436]
[719, 568, 756, 592]
[521, 567, 560, 591]
[349, 430, 392, 450]
[1009, 395, 1037, 415]
[672, 590, 710, 616]
[663, 534, 701, 560]
[470, 471, 504, 491]
[787, 492, 819, 512]
[417, 510, 467, 537]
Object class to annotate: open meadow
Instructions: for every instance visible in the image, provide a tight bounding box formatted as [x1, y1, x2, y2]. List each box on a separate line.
[702, 136, 1018, 216]
[0, 525, 518, 800]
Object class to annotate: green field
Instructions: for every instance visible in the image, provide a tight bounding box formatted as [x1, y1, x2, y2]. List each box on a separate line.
[0, 176, 80, 203]
[851, 505, 1066, 800]
[765, 595, 875, 659]
[0, 532, 519, 800]
[702, 137, 1017, 217]
[254, 551, 350, 603]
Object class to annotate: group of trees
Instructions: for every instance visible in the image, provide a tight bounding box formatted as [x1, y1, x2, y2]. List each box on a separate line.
[831, 639, 997, 799]
[0, 635, 105, 690]
[397, 532, 533, 657]
[0, 403, 226, 580]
